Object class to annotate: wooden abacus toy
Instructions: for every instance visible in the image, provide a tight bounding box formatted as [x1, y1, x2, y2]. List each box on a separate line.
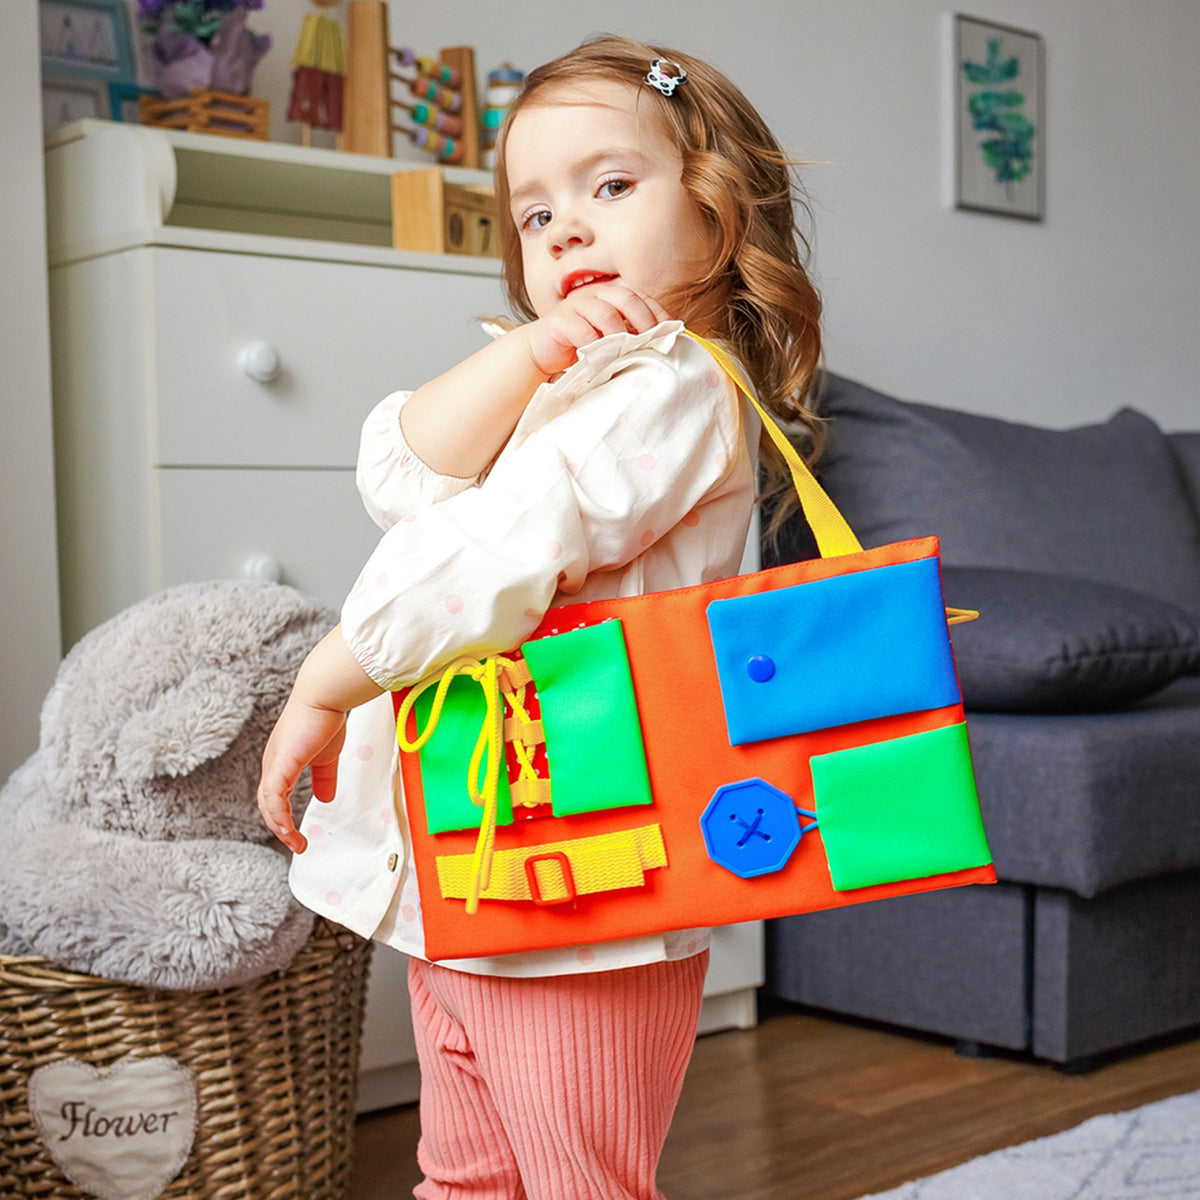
[390, 47, 477, 166]
[340, 0, 480, 167]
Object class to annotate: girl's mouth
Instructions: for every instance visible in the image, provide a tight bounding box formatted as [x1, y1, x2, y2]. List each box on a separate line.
[561, 271, 617, 297]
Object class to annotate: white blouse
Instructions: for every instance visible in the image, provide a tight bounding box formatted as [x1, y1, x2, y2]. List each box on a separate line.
[289, 321, 760, 976]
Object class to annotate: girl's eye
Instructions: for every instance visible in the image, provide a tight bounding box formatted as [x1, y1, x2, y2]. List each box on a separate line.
[521, 209, 552, 232]
[598, 178, 632, 199]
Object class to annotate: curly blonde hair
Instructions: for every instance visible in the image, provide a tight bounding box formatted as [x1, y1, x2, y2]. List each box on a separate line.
[493, 35, 824, 528]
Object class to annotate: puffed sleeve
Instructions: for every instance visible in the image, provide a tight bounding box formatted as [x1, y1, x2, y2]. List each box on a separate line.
[341, 326, 744, 690]
[355, 391, 480, 531]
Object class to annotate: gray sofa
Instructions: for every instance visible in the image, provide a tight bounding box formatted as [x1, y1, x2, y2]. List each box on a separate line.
[764, 375, 1200, 1069]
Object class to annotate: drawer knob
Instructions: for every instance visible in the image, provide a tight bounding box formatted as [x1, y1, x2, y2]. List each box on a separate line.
[243, 554, 284, 584]
[239, 341, 282, 383]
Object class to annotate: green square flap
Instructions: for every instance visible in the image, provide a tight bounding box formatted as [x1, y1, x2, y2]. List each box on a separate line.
[414, 675, 514, 834]
[521, 619, 653, 817]
[811, 722, 991, 891]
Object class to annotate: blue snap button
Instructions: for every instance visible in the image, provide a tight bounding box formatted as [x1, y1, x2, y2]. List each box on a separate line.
[746, 654, 776, 682]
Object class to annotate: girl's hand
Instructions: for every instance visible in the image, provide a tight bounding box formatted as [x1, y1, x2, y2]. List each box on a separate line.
[524, 284, 670, 377]
[256, 625, 383, 853]
[397, 286, 669, 479]
[257, 694, 348, 853]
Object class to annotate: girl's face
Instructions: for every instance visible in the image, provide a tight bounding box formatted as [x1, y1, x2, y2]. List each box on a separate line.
[504, 79, 712, 321]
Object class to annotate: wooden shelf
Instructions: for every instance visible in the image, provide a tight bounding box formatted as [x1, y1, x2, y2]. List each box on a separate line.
[44, 119, 498, 271]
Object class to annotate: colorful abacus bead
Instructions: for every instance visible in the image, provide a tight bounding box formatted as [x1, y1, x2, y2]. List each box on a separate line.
[411, 101, 464, 137]
[409, 76, 462, 113]
[419, 55, 460, 87]
[411, 125, 463, 164]
[394, 47, 461, 87]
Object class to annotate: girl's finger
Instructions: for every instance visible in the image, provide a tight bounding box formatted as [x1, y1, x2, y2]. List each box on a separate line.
[588, 284, 670, 332]
[258, 783, 308, 852]
[643, 293, 671, 325]
[623, 289, 671, 329]
[573, 296, 633, 339]
[310, 758, 340, 802]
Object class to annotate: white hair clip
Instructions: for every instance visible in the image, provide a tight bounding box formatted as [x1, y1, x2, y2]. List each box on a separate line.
[646, 59, 688, 97]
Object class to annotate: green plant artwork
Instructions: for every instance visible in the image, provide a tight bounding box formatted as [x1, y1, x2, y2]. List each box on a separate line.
[961, 37, 1035, 187]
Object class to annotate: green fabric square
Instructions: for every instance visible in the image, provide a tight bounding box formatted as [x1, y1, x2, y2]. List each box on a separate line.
[811, 722, 992, 891]
[521, 619, 653, 817]
[414, 676, 513, 834]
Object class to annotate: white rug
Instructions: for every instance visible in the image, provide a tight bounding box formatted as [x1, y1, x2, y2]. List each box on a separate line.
[859, 1090, 1200, 1200]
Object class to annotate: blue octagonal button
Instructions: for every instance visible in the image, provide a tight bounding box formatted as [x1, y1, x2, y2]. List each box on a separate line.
[699, 778, 816, 879]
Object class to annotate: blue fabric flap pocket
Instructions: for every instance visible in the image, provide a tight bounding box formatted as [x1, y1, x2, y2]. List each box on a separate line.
[706, 557, 962, 746]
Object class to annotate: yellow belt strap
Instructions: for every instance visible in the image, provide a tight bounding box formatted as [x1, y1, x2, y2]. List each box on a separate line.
[436, 824, 667, 904]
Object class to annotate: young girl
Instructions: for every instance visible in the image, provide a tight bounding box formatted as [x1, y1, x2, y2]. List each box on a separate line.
[258, 34, 822, 1199]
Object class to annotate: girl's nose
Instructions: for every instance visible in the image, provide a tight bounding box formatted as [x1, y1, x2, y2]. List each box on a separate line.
[549, 214, 591, 256]
[551, 234, 584, 255]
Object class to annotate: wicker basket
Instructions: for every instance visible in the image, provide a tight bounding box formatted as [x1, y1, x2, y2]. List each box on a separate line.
[0, 918, 373, 1200]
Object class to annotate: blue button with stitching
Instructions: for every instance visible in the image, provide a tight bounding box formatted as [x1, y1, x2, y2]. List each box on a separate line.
[699, 778, 815, 878]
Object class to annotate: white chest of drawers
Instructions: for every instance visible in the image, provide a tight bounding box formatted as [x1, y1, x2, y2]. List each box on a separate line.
[45, 120, 505, 644]
[44, 121, 761, 1112]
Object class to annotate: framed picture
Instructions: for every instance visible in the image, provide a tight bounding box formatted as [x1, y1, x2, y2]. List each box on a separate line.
[39, 0, 136, 84]
[953, 14, 1044, 220]
[108, 82, 160, 123]
[41, 74, 109, 133]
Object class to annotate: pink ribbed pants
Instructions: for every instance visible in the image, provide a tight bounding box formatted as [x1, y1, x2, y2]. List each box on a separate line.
[407, 952, 709, 1200]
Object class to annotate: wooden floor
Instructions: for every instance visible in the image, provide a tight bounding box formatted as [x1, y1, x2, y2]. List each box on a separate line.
[350, 1001, 1200, 1199]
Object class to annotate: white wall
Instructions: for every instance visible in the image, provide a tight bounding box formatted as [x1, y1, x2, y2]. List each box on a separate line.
[1, 3, 62, 781]
[243, 0, 1197, 430]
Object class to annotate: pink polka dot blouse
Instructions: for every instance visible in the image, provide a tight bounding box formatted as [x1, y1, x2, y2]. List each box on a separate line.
[289, 322, 758, 978]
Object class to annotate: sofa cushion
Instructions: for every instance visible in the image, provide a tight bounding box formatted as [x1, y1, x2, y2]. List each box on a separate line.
[942, 566, 1200, 712]
[1172, 431, 1200, 520]
[967, 676, 1200, 896]
[816, 375, 1200, 613]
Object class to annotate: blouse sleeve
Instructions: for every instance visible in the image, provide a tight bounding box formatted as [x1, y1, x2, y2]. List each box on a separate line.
[341, 329, 744, 690]
[355, 390, 480, 531]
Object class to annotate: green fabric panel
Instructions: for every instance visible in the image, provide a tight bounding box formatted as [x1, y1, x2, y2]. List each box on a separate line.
[521, 620, 653, 817]
[811, 722, 992, 891]
[414, 676, 513, 834]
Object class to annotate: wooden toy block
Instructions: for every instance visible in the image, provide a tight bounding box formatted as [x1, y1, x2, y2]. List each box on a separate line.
[392, 168, 501, 258]
[341, 0, 391, 156]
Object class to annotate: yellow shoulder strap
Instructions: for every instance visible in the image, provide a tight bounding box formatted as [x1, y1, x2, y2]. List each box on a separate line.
[684, 331, 863, 559]
[685, 331, 977, 624]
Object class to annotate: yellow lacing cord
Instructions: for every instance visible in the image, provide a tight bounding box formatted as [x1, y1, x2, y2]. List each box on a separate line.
[685, 330, 979, 625]
[503, 685, 546, 806]
[497, 658, 548, 799]
[396, 653, 543, 913]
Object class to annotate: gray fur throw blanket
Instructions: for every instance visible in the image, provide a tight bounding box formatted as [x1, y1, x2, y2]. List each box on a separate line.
[0, 580, 336, 990]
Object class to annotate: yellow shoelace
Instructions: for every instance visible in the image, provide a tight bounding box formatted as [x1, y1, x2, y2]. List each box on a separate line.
[396, 654, 544, 912]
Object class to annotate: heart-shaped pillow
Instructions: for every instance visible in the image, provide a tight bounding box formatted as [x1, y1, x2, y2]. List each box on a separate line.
[29, 1055, 197, 1200]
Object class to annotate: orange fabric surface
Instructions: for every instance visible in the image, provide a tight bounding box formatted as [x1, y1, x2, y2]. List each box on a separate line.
[398, 536, 996, 962]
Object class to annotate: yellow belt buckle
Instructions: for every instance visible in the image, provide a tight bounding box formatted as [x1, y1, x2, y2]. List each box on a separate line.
[524, 851, 575, 905]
